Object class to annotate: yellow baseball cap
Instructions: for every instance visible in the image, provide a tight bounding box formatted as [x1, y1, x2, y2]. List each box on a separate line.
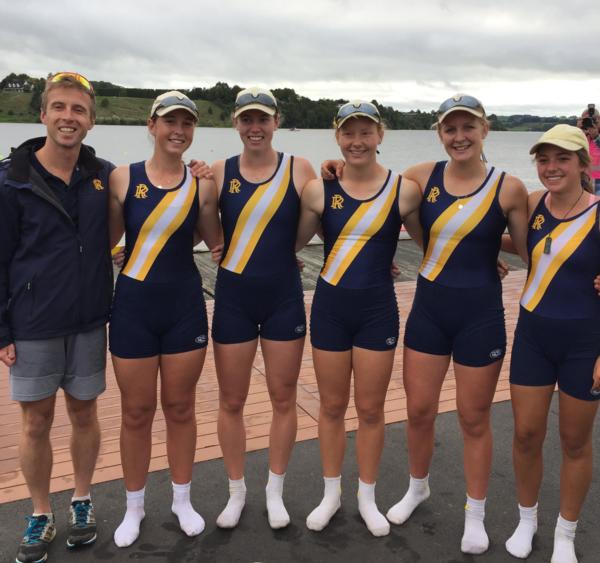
[529, 124, 590, 156]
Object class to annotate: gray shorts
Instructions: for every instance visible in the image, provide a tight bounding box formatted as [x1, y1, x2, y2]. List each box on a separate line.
[9, 326, 107, 402]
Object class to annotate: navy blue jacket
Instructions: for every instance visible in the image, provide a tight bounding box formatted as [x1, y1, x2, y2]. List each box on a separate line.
[0, 137, 114, 347]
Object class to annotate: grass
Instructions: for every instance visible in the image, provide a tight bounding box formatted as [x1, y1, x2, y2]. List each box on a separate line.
[0, 92, 230, 126]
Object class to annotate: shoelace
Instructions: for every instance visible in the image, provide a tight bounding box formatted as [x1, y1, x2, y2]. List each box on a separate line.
[72, 502, 91, 527]
[23, 516, 48, 544]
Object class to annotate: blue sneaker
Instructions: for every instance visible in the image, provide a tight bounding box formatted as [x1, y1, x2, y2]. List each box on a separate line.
[15, 513, 56, 563]
[66, 500, 97, 548]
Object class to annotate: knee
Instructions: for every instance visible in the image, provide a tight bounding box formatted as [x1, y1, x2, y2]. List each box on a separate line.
[68, 403, 98, 430]
[560, 432, 591, 461]
[122, 403, 156, 431]
[163, 399, 195, 425]
[513, 426, 545, 454]
[219, 394, 246, 415]
[22, 410, 54, 440]
[355, 403, 384, 426]
[407, 405, 437, 431]
[458, 408, 490, 438]
[320, 399, 348, 422]
[269, 384, 297, 414]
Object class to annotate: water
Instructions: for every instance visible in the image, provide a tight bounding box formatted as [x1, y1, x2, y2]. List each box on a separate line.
[0, 123, 542, 190]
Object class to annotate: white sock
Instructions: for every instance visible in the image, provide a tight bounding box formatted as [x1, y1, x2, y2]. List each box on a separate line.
[306, 476, 342, 531]
[357, 479, 390, 537]
[505, 503, 538, 559]
[114, 488, 145, 548]
[461, 495, 489, 555]
[386, 474, 430, 525]
[71, 493, 91, 503]
[171, 481, 205, 537]
[266, 470, 290, 529]
[551, 514, 578, 563]
[216, 477, 246, 529]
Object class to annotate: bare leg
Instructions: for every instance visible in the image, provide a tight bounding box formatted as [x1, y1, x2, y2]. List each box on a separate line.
[387, 348, 448, 525]
[505, 383, 553, 559]
[261, 337, 303, 528]
[64, 394, 100, 498]
[305, 347, 351, 531]
[19, 396, 56, 514]
[454, 359, 502, 555]
[353, 346, 394, 536]
[214, 340, 257, 528]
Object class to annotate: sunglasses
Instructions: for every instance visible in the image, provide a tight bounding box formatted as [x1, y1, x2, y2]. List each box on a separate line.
[50, 72, 94, 95]
[153, 94, 198, 118]
[334, 101, 381, 127]
[437, 94, 484, 117]
[234, 91, 277, 110]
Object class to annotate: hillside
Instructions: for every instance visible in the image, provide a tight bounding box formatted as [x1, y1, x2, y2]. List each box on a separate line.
[0, 91, 230, 126]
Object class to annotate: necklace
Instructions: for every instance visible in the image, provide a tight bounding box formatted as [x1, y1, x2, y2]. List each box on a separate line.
[543, 189, 584, 254]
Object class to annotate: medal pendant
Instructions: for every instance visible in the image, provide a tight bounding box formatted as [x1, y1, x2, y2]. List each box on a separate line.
[543, 236, 552, 254]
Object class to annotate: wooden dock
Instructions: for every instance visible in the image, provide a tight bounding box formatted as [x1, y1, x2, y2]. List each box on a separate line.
[0, 241, 527, 504]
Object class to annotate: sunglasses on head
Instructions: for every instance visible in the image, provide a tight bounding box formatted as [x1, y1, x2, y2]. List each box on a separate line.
[234, 91, 277, 110]
[334, 101, 381, 126]
[437, 94, 484, 116]
[50, 72, 94, 95]
[154, 95, 198, 117]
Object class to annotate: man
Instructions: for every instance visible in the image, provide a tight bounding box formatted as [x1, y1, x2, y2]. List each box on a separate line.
[0, 72, 114, 563]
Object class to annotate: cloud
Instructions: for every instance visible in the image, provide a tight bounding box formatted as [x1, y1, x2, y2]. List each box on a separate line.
[1, 0, 599, 115]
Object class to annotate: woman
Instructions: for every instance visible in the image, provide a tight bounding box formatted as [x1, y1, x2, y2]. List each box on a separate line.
[385, 95, 528, 554]
[296, 101, 422, 536]
[211, 87, 316, 529]
[108, 91, 221, 547]
[505, 124, 600, 562]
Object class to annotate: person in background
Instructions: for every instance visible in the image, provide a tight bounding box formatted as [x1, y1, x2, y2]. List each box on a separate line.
[0, 72, 113, 563]
[505, 124, 600, 563]
[297, 101, 422, 536]
[579, 109, 600, 194]
[108, 91, 221, 547]
[210, 88, 316, 530]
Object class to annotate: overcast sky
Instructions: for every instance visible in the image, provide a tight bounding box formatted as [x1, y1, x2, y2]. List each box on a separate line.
[1, 0, 599, 116]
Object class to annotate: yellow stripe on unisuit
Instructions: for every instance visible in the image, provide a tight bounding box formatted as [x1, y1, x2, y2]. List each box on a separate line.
[221, 154, 292, 274]
[521, 207, 596, 311]
[419, 170, 501, 281]
[321, 174, 399, 286]
[123, 172, 196, 281]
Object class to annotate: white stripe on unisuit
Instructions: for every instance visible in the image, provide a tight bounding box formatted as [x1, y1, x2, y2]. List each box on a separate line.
[419, 168, 501, 281]
[221, 154, 291, 273]
[521, 205, 597, 311]
[123, 167, 195, 281]
[321, 172, 399, 285]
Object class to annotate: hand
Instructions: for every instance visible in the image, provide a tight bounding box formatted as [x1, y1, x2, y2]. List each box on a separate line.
[111, 246, 125, 267]
[497, 258, 509, 280]
[594, 274, 600, 295]
[0, 343, 16, 367]
[189, 159, 213, 179]
[210, 243, 224, 263]
[592, 356, 600, 395]
[320, 159, 345, 180]
[391, 260, 401, 278]
[296, 257, 305, 272]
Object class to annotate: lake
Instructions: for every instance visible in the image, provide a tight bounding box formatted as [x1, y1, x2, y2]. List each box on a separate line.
[0, 123, 542, 190]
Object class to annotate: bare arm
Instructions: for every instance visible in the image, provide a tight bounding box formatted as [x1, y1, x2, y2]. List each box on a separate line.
[195, 178, 223, 250]
[500, 175, 529, 263]
[398, 177, 424, 247]
[292, 156, 317, 196]
[296, 178, 324, 251]
[108, 166, 128, 250]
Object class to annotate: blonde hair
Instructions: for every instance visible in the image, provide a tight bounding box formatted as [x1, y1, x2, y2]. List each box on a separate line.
[41, 75, 96, 120]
